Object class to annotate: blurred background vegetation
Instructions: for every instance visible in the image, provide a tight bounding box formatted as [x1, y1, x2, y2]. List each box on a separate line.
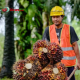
[0, 0, 80, 79]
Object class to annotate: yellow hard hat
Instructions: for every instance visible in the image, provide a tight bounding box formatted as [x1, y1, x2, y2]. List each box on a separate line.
[50, 6, 64, 16]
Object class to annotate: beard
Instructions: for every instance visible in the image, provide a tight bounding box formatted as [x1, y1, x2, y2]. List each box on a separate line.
[55, 21, 62, 26]
[53, 21, 62, 26]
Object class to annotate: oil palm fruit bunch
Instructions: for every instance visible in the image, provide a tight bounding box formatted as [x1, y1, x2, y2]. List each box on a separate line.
[24, 54, 42, 80]
[12, 60, 26, 80]
[37, 62, 67, 80]
[52, 62, 67, 80]
[47, 42, 63, 65]
[12, 54, 42, 80]
[33, 40, 49, 54]
[33, 40, 50, 68]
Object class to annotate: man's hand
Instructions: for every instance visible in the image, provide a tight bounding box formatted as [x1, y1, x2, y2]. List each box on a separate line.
[76, 59, 80, 69]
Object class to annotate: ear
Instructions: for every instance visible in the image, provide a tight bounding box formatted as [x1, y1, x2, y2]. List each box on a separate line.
[61, 15, 64, 19]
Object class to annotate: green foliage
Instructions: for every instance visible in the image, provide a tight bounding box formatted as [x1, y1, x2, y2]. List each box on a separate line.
[67, 0, 80, 20]
[24, 49, 32, 58]
[0, 78, 13, 80]
[19, 0, 29, 8]
[75, 70, 80, 80]
[62, 16, 67, 24]
[0, 33, 4, 67]
[28, 4, 37, 17]
[33, 0, 44, 8]
[71, 20, 80, 36]
[0, 0, 5, 9]
[0, 0, 5, 18]
[14, 0, 43, 59]
[59, 0, 66, 6]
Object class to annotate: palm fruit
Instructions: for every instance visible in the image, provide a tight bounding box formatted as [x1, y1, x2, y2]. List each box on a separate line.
[47, 42, 63, 65]
[12, 54, 42, 80]
[37, 62, 67, 80]
[33, 40, 50, 68]
[52, 62, 67, 80]
[33, 40, 49, 54]
[24, 54, 42, 80]
[12, 60, 26, 80]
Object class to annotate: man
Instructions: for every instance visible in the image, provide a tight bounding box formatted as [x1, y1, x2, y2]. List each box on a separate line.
[42, 6, 80, 80]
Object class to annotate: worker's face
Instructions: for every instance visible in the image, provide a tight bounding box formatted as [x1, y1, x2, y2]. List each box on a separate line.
[52, 15, 63, 26]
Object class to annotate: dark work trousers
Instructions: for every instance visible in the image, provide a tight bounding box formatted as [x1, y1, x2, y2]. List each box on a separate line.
[67, 66, 75, 80]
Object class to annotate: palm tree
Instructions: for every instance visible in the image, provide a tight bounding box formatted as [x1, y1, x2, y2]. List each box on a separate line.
[0, 0, 15, 78]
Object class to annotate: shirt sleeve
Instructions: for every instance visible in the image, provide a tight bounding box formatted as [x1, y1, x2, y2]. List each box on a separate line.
[70, 26, 79, 44]
[42, 26, 50, 41]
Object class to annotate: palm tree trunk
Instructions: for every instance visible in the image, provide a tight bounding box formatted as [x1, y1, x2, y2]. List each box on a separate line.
[0, 0, 15, 78]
